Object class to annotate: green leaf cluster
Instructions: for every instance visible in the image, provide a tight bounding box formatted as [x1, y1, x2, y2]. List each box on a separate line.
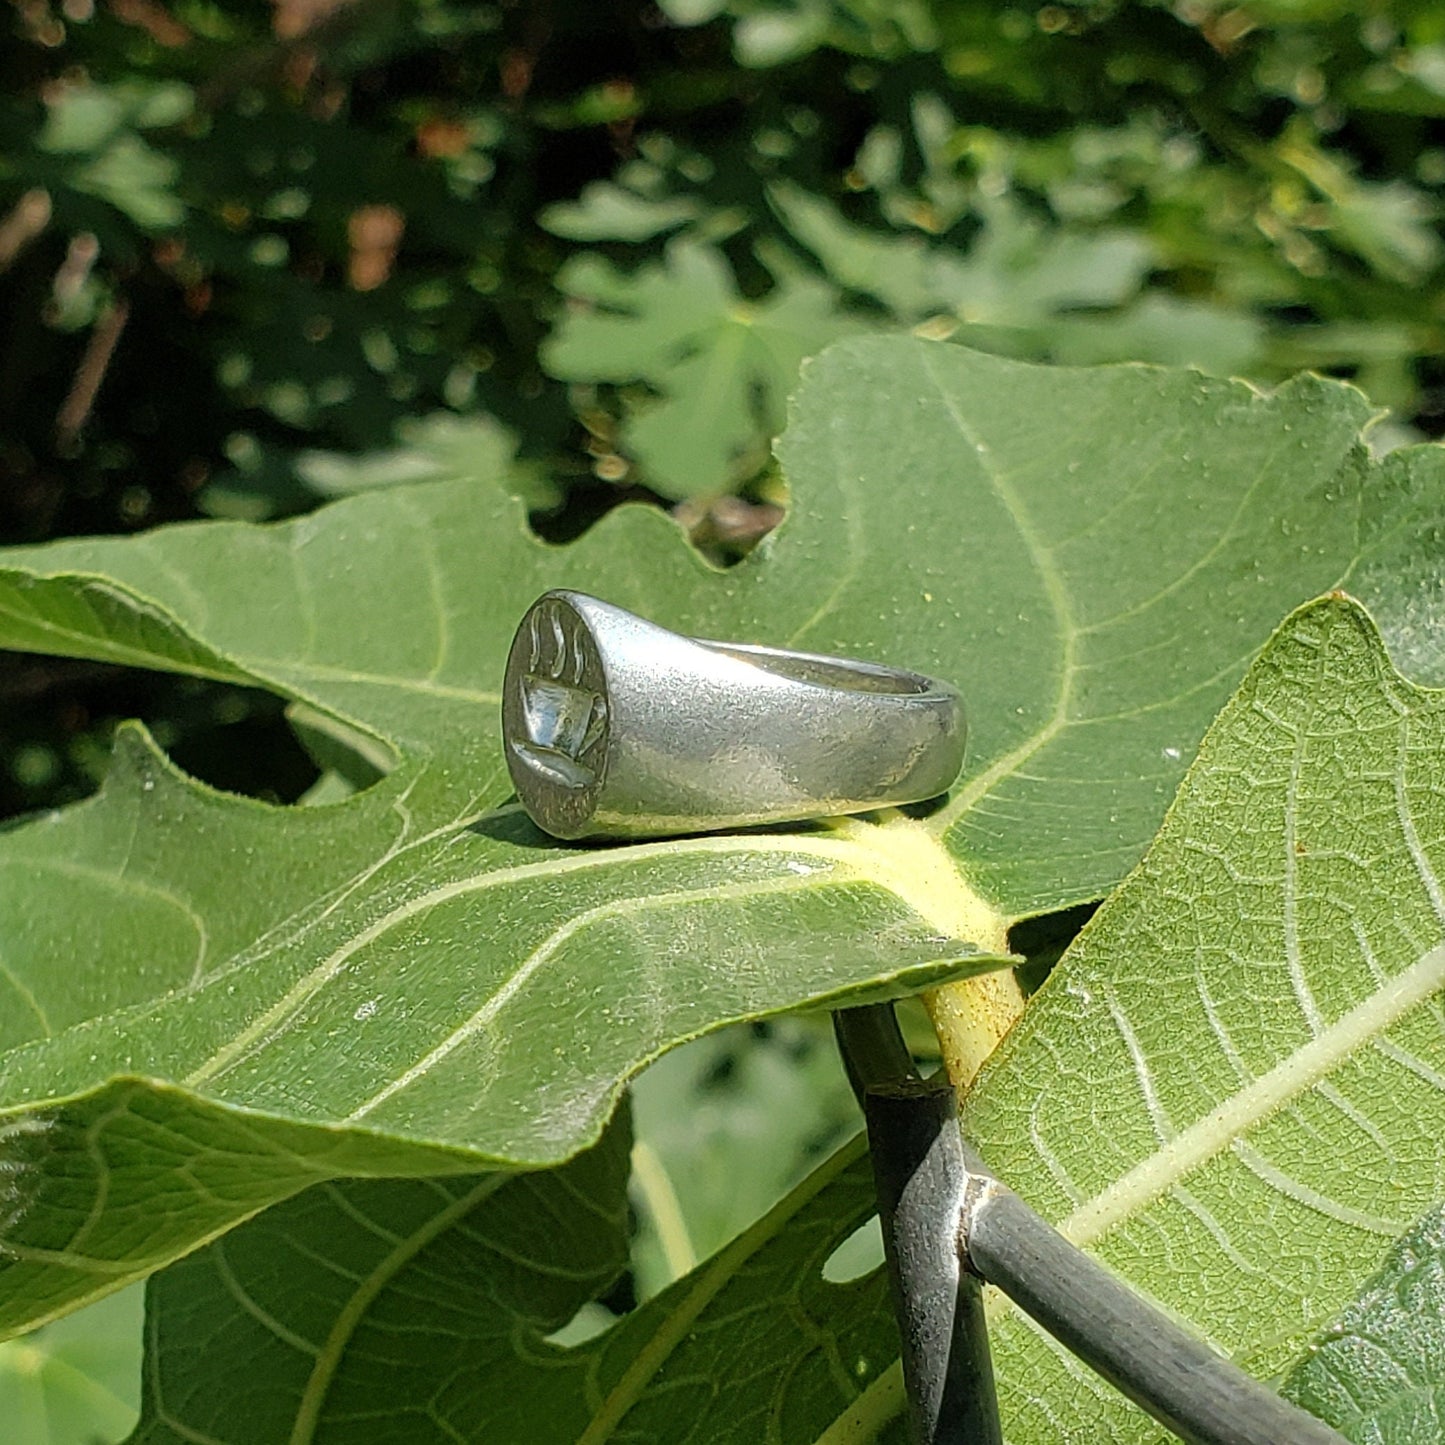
[0, 337, 1443, 1440]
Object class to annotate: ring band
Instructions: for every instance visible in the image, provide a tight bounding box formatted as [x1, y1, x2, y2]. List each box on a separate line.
[502, 590, 966, 840]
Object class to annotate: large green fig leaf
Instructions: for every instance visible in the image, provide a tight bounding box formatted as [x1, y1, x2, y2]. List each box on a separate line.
[128, 1123, 904, 1445]
[1282, 1200, 1445, 1444]
[962, 597, 1445, 1438]
[0, 338, 1429, 1337]
[116, 595, 1445, 1443]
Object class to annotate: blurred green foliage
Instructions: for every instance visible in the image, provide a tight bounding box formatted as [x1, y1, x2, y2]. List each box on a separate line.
[4, 0, 1443, 541]
[0, 1284, 143, 1445]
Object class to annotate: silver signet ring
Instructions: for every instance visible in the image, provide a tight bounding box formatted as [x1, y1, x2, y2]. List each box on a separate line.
[502, 590, 966, 841]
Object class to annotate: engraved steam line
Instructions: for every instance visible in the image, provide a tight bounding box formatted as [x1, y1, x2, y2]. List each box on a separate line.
[510, 604, 607, 790]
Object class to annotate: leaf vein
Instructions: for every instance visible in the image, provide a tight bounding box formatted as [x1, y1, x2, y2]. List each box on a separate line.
[1059, 940, 1445, 1246]
[345, 872, 850, 1120]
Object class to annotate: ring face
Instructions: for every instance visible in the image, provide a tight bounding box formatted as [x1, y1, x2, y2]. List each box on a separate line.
[502, 590, 966, 841]
[503, 593, 610, 838]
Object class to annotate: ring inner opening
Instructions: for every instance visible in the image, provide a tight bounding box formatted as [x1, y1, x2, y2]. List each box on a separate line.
[702, 642, 929, 695]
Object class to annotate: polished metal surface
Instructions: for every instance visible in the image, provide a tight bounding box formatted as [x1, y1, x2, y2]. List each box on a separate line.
[502, 590, 966, 840]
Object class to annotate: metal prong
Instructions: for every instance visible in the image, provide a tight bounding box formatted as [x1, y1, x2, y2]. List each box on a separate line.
[834, 1006, 1003, 1445]
[956, 1147, 1352, 1445]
